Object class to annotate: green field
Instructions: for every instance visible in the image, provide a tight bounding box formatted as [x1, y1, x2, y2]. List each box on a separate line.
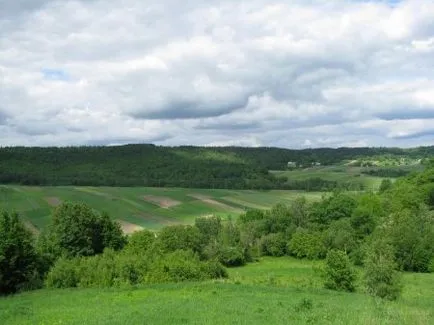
[0, 186, 323, 232]
[1, 257, 432, 325]
[271, 166, 386, 190]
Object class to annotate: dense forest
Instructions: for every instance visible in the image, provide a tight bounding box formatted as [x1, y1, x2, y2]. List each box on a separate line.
[0, 145, 433, 189]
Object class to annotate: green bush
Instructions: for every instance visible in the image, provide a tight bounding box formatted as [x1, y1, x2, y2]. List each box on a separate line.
[364, 239, 402, 300]
[48, 202, 125, 258]
[216, 246, 246, 267]
[0, 211, 39, 295]
[287, 229, 326, 259]
[125, 230, 156, 254]
[259, 233, 287, 257]
[45, 257, 81, 288]
[157, 225, 202, 254]
[323, 250, 356, 292]
[324, 218, 357, 253]
[45, 248, 227, 289]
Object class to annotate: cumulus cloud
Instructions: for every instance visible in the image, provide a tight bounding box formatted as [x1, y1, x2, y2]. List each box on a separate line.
[0, 0, 433, 147]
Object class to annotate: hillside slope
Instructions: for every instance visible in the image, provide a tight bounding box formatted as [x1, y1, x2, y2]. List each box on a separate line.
[0, 145, 432, 189]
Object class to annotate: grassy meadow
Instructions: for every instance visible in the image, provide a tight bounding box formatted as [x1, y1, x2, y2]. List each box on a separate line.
[0, 185, 323, 232]
[0, 257, 432, 325]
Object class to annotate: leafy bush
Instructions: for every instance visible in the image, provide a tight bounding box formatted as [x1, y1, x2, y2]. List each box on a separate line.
[0, 211, 39, 295]
[323, 250, 356, 292]
[125, 230, 156, 254]
[383, 209, 433, 272]
[364, 239, 402, 300]
[45, 248, 227, 289]
[156, 225, 202, 254]
[259, 233, 287, 257]
[45, 257, 81, 288]
[287, 229, 326, 259]
[216, 246, 246, 267]
[48, 202, 125, 258]
[324, 218, 357, 253]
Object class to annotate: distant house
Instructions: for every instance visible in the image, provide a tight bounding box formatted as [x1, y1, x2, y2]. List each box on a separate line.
[287, 161, 297, 169]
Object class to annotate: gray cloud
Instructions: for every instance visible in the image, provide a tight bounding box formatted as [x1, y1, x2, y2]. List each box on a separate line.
[1, 0, 434, 147]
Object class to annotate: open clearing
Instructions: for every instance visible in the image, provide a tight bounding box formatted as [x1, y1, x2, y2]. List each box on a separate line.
[0, 186, 322, 232]
[0, 257, 432, 325]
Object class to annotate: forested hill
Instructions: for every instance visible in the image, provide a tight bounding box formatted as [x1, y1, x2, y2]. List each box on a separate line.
[0, 144, 433, 188]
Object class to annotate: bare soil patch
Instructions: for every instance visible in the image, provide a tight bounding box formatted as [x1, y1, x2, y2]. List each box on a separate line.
[143, 195, 181, 209]
[117, 220, 143, 234]
[45, 197, 62, 207]
[188, 194, 242, 212]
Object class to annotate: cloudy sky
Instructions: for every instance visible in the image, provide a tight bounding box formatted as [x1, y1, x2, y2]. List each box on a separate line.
[0, 0, 433, 148]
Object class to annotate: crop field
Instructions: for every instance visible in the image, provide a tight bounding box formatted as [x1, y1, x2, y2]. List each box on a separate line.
[1, 257, 432, 325]
[0, 186, 323, 232]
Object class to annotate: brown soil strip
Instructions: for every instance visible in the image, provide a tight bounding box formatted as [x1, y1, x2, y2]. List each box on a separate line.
[45, 197, 62, 207]
[117, 220, 143, 234]
[188, 194, 242, 212]
[143, 195, 181, 209]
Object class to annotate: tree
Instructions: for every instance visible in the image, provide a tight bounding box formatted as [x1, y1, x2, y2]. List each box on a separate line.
[364, 239, 402, 300]
[156, 225, 202, 254]
[323, 249, 356, 292]
[48, 202, 125, 258]
[0, 211, 39, 295]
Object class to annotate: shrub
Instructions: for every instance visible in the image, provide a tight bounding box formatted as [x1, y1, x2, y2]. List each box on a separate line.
[383, 209, 433, 272]
[0, 211, 39, 295]
[217, 246, 246, 267]
[125, 230, 156, 254]
[259, 233, 287, 257]
[364, 239, 402, 300]
[324, 218, 357, 253]
[157, 225, 202, 254]
[287, 229, 326, 259]
[45, 257, 81, 288]
[45, 248, 227, 289]
[323, 249, 356, 292]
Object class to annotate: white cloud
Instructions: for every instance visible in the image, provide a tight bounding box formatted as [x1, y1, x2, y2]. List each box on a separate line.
[0, 0, 433, 147]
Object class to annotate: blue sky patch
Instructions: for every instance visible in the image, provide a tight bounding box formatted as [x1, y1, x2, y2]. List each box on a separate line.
[41, 68, 71, 81]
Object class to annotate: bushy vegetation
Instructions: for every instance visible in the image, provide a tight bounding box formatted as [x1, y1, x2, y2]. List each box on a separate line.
[364, 238, 402, 300]
[0, 161, 433, 299]
[0, 212, 39, 295]
[323, 250, 356, 292]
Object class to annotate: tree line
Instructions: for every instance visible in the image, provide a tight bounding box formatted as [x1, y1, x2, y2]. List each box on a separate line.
[0, 144, 432, 189]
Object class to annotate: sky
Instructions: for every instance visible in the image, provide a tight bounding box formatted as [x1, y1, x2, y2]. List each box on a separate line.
[0, 0, 433, 148]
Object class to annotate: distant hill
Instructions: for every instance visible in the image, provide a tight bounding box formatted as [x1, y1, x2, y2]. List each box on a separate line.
[0, 144, 433, 189]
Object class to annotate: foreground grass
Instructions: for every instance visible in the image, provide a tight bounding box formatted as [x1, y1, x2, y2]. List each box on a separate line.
[1, 258, 432, 325]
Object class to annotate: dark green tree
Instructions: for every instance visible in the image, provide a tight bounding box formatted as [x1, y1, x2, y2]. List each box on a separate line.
[48, 202, 125, 258]
[0, 211, 39, 295]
